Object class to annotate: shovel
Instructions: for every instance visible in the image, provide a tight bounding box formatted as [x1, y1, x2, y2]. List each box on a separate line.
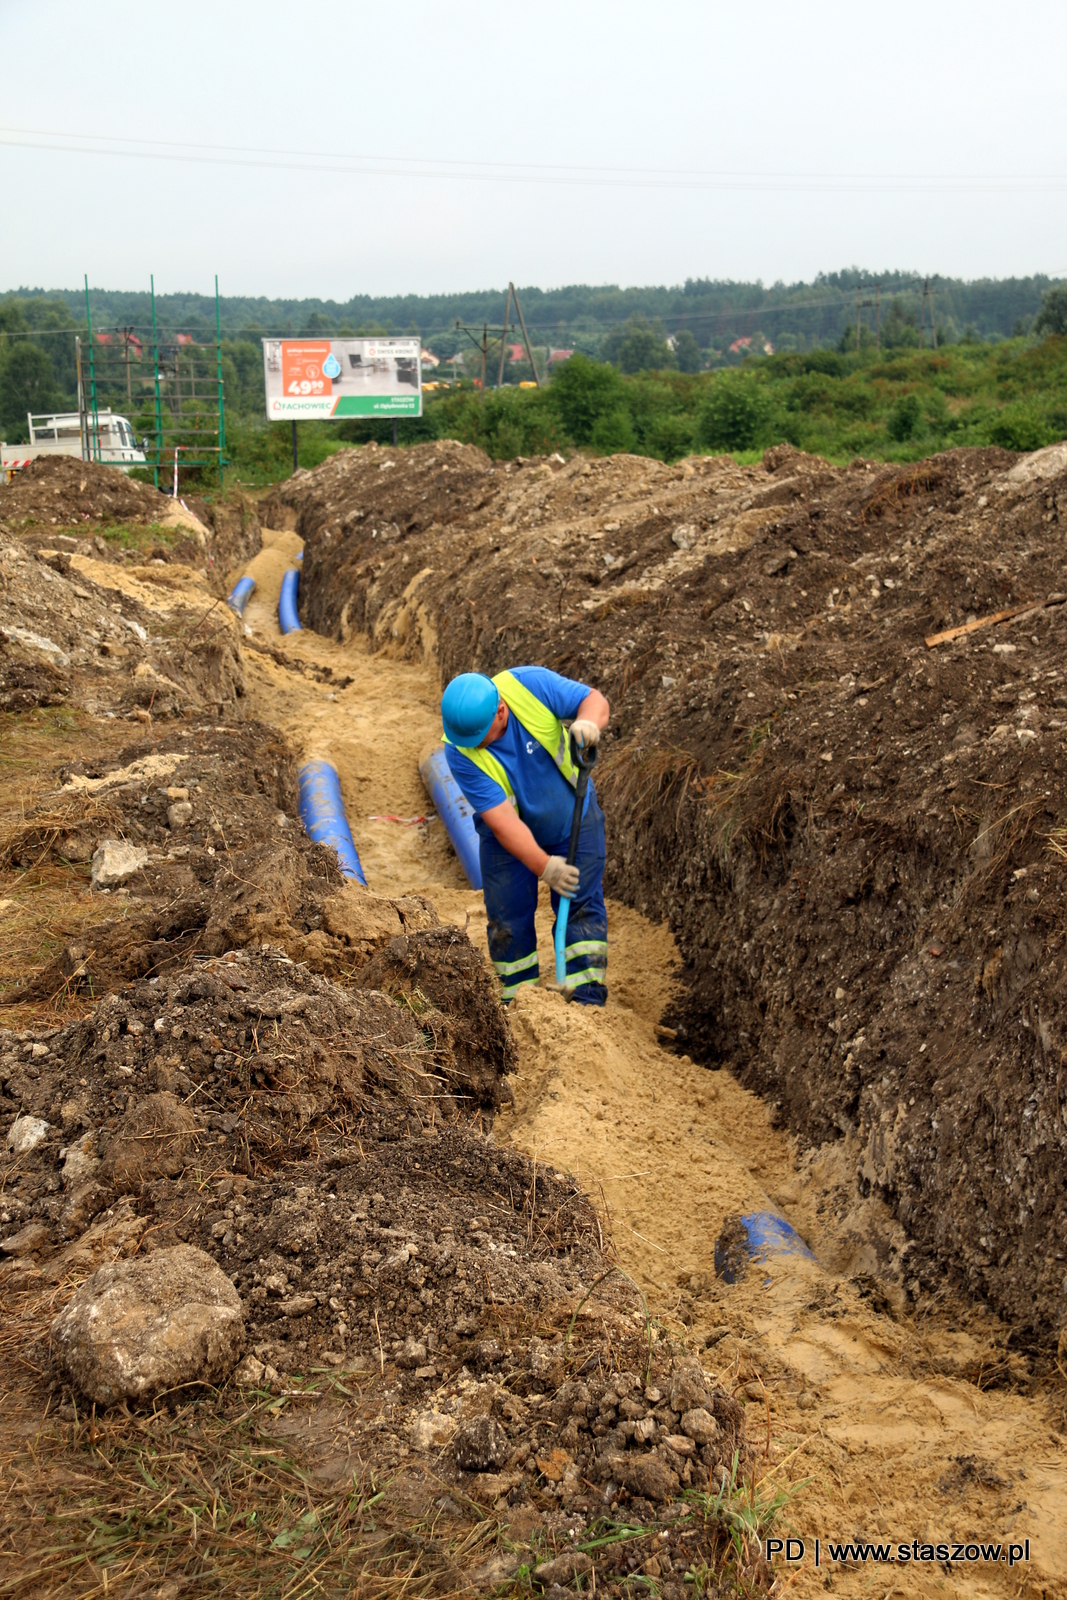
[550, 734, 597, 994]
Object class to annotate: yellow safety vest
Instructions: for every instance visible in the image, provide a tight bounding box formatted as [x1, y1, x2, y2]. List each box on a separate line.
[444, 669, 580, 814]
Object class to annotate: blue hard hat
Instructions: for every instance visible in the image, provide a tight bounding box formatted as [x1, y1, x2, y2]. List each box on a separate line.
[441, 672, 499, 747]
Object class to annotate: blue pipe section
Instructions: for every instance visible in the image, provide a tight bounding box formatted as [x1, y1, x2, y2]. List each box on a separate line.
[227, 575, 255, 616]
[278, 568, 302, 633]
[298, 761, 367, 885]
[418, 745, 482, 889]
[714, 1212, 817, 1284]
[554, 900, 570, 985]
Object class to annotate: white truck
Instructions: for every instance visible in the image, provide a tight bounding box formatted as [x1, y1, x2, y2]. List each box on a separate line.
[1, 409, 146, 477]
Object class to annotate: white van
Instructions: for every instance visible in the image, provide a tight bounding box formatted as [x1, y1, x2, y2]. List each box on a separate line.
[1, 409, 146, 475]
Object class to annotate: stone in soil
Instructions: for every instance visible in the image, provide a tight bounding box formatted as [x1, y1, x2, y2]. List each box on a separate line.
[50, 1243, 245, 1405]
[90, 839, 149, 890]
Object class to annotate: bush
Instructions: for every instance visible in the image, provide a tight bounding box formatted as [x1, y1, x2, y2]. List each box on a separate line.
[697, 376, 769, 451]
[886, 393, 923, 441]
[547, 355, 628, 444]
[590, 407, 637, 455]
[989, 403, 1054, 452]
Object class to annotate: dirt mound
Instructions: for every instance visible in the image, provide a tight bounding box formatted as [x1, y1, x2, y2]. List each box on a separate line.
[1, 942, 763, 1590]
[1, 717, 478, 1022]
[0, 456, 262, 595]
[0, 455, 175, 527]
[357, 925, 517, 1106]
[0, 534, 247, 718]
[284, 436, 1067, 1341]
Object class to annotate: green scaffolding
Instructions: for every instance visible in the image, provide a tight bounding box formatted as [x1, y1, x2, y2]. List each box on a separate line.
[82, 273, 228, 489]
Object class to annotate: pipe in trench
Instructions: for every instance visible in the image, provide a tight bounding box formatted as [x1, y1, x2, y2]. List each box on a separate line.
[227, 575, 255, 616]
[278, 568, 302, 633]
[419, 744, 482, 889]
[298, 760, 367, 886]
[714, 1212, 818, 1284]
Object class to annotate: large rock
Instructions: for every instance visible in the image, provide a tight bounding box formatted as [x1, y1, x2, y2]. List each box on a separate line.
[6, 1114, 50, 1155]
[50, 1243, 244, 1405]
[91, 838, 149, 889]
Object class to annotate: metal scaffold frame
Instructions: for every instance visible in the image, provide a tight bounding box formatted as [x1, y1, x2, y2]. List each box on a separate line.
[82, 273, 228, 489]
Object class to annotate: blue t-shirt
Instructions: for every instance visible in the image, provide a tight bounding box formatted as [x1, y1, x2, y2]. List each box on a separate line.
[445, 665, 593, 849]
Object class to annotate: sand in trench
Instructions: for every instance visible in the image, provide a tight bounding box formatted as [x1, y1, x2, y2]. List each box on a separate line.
[234, 532, 1067, 1598]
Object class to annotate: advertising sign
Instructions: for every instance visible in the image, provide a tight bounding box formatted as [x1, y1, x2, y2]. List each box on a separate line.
[262, 338, 422, 420]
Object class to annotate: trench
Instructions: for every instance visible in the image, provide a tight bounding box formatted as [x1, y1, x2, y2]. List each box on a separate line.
[232, 529, 1067, 1596]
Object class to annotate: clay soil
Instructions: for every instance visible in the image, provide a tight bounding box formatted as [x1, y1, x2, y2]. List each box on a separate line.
[1, 445, 1066, 1598]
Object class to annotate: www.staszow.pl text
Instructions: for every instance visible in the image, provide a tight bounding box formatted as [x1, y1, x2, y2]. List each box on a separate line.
[765, 1538, 1031, 1567]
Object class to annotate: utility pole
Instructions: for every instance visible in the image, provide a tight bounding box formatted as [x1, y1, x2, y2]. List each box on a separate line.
[919, 278, 938, 350]
[497, 284, 513, 390]
[876, 286, 881, 350]
[857, 286, 862, 354]
[511, 283, 540, 386]
[122, 326, 135, 401]
[455, 318, 512, 406]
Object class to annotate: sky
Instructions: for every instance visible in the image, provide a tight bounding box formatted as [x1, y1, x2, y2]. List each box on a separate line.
[1, 0, 1066, 301]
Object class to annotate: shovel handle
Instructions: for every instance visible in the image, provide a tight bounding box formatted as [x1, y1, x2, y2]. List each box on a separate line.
[554, 734, 597, 985]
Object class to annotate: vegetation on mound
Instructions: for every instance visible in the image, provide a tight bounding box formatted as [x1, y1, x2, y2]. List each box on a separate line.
[210, 334, 1067, 484]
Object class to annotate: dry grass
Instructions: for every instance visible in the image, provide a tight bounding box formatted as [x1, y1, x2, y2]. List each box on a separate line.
[859, 464, 943, 526]
[598, 724, 796, 869]
[0, 1389, 493, 1599]
[1047, 825, 1067, 865]
[597, 743, 704, 827]
[0, 1276, 503, 1600]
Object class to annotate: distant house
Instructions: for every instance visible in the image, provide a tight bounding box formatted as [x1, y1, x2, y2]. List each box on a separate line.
[507, 343, 525, 363]
[420, 348, 440, 368]
[729, 334, 775, 356]
[176, 333, 194, 346]
[548, 348, 573, 365]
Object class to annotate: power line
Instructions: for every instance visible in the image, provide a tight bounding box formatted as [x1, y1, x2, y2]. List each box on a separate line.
[2, 126, 1066, 195]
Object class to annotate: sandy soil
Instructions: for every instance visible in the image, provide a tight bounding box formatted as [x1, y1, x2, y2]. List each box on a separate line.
[230, 531, 1067, 1599]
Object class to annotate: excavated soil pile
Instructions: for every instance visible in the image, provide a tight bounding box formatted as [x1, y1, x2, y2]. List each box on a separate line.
[1, 915, 755, 1596]
[0, 531, 247, 718]
[275, 436, 1067, 1342]
[0, 454, 261, 589]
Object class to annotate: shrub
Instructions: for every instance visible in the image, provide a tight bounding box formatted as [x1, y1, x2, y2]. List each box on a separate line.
[548, 354, 628, 444]
[989, 403, 1054, 452]
[697, 376, 770, 451]
[886, 393, 923, 441]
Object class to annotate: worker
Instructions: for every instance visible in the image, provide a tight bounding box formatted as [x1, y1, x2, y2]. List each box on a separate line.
[441, 665, 610, 1006]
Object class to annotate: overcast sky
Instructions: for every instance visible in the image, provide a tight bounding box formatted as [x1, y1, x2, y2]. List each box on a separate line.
[2, 0, 1065, 300]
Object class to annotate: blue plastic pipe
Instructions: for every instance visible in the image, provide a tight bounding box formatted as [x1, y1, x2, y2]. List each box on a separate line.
[227, 575, 255, 616]
[278, 568, 302, 633]
[554, 900, 571, 986]
[419, 745, 482, 889]
[298, 761, 367, 885]
[714, 1212, 817, 1283]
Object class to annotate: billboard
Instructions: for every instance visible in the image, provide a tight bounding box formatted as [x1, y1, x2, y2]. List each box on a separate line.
[262, 338, 422, 420]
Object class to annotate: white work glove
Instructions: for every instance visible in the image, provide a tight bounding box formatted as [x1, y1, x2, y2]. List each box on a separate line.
[570, 718, 601, 751]
[540, 855, 580, 898]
